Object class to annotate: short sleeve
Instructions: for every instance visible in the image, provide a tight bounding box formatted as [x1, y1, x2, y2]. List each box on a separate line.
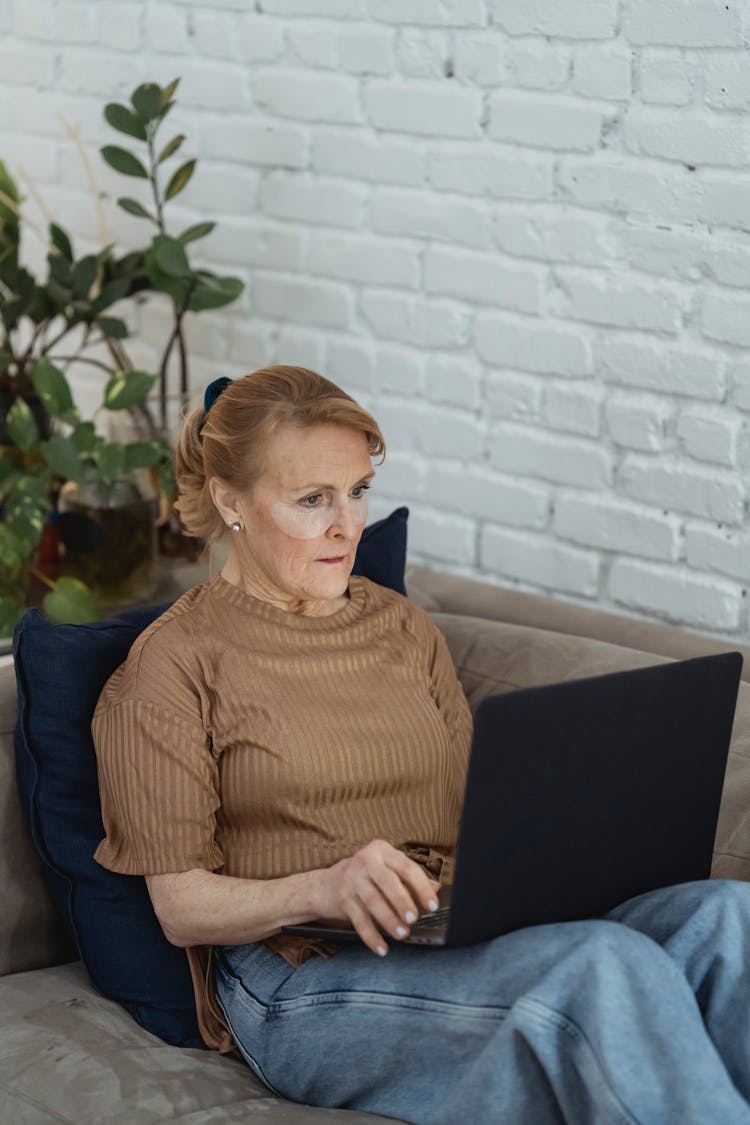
[92, 634, 223, 877]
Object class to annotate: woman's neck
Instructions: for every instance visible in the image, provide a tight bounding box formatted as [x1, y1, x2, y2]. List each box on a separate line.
[219, 559, 349, 618]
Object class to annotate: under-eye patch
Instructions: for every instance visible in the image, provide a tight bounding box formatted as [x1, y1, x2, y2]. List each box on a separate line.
[270, 490, 369, 540]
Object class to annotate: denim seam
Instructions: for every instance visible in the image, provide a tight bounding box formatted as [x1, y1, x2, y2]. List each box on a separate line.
[268, 990, 510, 1021]
[216, 976, 288, 1099]
[516, 996, 641, 1125]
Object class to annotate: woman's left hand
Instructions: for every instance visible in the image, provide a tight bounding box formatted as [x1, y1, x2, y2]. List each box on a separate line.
[310, 838, 441, 955]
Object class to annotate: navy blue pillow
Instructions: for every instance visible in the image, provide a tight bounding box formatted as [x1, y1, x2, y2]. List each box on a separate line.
[13, 508, 408, 1047]
[12, 603, 197, 1045]
[352, 506, 408, 595]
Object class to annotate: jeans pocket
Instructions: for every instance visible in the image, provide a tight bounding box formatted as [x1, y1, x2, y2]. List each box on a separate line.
[215, 944, 298, 1098]
[221, 942, 300, 995]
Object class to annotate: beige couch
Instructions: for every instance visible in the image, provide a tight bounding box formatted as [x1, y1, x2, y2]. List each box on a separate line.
[3, 564, 750, 1124]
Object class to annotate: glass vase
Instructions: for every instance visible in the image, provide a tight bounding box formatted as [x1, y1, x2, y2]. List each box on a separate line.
[57, 468, 159, 608]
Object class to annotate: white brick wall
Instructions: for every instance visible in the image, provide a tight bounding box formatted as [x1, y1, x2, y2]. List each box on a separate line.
[3, 0, 750, 637]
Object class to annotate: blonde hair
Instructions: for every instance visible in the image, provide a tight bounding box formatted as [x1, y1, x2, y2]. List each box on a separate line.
[175, 365, 386, 544]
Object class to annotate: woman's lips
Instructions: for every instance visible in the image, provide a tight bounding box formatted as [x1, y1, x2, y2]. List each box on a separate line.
[318, 555, 347, 564]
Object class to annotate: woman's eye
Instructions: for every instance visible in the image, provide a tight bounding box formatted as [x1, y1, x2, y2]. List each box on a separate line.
[300, 494, 323, 508]
[351, 484, 371, 500]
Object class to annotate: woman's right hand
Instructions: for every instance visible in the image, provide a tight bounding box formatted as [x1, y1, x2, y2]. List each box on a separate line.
[313, 839, 441, 956]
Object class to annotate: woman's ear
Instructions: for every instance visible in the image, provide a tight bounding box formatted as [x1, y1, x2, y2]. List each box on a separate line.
[208, 476, 241, 527]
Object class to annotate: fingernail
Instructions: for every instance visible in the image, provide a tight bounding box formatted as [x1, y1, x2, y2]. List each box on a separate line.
[404, 911, 416, 924]
[395, 925, 408, 938]
[377, 945, 388, 957]
[428, 899, 438, 912]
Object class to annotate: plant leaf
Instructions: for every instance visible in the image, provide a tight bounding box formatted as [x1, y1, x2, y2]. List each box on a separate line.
[152, 234, 191, 279]
[155, 457, 176, 501]
[158, 134, 185, 164]
[92, 276, 131, 313]
[164, 159, 196, 201]
[96, 316, 129, 339]
[7, 493, 47, 547]
[96, 442, 126, 485]
[6, 398, 39, 451]
[0, 524, 28, 570]
[0, 160, 20, 279]
[43, 576, 102, 624]
[32, 357, 75, 418]
[104, 102, 147, 141]
[117, 197, 154, 221]
[101, 145, 149, 179]
[178, 221, 215, 244]
[71, 299, 92, 319]
[50, 223, 73, 260]
[70, 421, 98, 455]
[123, 440, 163, 470]
[143, 261, 190, 306]
[71, 255, 98, 300]
[41, 434, 83, 481]
[6, 470, 50, 509]
[0, 457, 16, 489]
[131, 83, 164, 123]
[46, 278, 72, 307]
[161, 78, 180, 106]
[49, 252, 73, 287]
[103, 369, 157, 411]
[0, 596, 21, 637]
[188, 274, 245, 312]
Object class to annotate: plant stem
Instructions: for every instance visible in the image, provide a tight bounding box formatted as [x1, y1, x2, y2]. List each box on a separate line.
[104, 337, 133, 374]
[158, 280, 195, 431]
[158, 322, 176, 432]
[0, 328, 18, 370]
[147, 125, 166, 235]
[177, 315, 189, 413]
[14, 322, 46, 380]
[41, 321, 76, 356]
[28, 565, 56, 591]
[48, 353, 114, 375]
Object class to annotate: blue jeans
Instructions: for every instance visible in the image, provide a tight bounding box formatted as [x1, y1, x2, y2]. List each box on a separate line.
[215, 880, 750, 1124]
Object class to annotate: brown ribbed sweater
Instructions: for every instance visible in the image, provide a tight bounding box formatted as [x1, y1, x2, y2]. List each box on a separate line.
[92, 574, 473, 1051]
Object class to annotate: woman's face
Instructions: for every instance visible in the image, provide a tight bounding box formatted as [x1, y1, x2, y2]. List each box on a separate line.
[224, 422, 375, 610]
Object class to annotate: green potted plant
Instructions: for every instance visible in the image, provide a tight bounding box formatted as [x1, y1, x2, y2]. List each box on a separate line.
[0, 78, 245, 631]
[0, 359, 166, 631]
[98, 78, 244, 436]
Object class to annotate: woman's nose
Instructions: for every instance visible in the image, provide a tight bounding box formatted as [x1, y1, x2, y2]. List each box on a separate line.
[329, 498, 359, 537]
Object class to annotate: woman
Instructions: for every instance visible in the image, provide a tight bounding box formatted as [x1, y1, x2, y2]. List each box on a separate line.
[93, 365, 750, 1125]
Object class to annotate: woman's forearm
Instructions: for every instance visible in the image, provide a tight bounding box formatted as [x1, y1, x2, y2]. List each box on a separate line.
[147, 841, 441, 956]
[145, 866, 325, 948]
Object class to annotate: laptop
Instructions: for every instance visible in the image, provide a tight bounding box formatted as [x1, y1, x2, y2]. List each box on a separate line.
[282, 652, 743, 948]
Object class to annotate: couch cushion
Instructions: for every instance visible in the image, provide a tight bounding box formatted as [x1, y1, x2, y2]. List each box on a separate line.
[0, 962, 396, 1124]
[13, 602, 201, 1048]
[351, 506, 408, 594]
[417, 565, 750, 681]
[11, 509, 410, 1048]
[0, 662, 74, 977]
[431, 611, 750, 884]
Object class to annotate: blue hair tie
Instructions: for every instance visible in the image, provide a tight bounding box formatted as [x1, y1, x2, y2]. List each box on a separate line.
[203, 376, 232, 415]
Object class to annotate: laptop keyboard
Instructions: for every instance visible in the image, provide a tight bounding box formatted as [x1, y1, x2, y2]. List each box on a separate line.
[413, 906, 451, 931]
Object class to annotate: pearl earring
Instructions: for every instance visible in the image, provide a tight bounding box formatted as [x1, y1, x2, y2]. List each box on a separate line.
[229, 521, 242, 532]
